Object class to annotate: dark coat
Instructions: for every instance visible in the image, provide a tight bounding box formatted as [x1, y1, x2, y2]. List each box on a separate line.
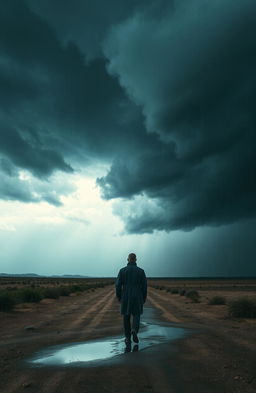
[115, 261, 147, 315]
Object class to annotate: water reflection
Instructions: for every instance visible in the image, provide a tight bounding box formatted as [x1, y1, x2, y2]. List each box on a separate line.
[125, 343, 139, 353]
[27, 323, 188, 367]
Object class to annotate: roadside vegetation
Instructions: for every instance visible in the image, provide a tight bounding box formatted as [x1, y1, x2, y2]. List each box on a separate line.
[208, 296, 226, 305]
[150, 283, 256, 318]
[0, 293, 16, 312]
[228, 297, 256, 318]
[185, 290, 200, 303]
[150, 284, 200, 301]
[0, 279, 114, 312]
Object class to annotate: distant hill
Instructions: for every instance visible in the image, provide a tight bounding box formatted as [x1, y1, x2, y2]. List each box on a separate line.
[0, 273, 91, 278]
[1, 273, 255, 279]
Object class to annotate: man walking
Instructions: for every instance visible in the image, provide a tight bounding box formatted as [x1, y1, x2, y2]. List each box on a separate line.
[115, 253, 147, 346]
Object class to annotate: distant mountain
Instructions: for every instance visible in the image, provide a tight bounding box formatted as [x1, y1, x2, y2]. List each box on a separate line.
[0, 273, 41, 277]
[50, 274, 91, 278]
[0, 273, 91, 278]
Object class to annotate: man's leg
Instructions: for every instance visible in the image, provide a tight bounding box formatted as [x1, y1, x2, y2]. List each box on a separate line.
[132, 314, 140, 333]
[123, 314, 131, 341]
[131, 314, 140, 343]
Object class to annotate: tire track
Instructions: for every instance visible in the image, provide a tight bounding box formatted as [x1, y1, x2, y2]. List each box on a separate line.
[36, 288, 116, 393]
[147, 289, 183, 323]
[67, 286, 114, 330]
[6, 288, 179, 393]
[52, 286, 113, 329]
[4, 287, 114, 393]
[0, 287, 114, 348]
[83, 288, 115, 331]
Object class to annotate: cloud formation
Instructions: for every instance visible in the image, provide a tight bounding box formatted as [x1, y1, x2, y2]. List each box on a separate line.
[0, 0, 151, 204]
[0, 0, 255, 234]
[0, 168, 75, 206]
[98, 0, 256, 232]
[27, 0, 149, 61]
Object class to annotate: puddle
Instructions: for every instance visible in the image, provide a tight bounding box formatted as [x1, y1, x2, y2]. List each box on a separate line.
[26, 322, 189, 367]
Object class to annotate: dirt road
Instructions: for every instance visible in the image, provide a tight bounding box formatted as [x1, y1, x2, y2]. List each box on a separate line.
[0, 285, 255, 393]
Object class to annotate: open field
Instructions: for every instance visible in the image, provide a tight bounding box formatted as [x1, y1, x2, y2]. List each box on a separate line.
[0, 277, 114, 312]
[0, 276, 114, 291]
[0, 277, 256, 393]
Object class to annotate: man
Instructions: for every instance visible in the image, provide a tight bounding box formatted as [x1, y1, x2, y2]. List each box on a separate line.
[115, 253, 147, 346]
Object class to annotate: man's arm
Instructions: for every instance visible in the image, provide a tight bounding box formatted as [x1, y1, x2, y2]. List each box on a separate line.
[115, 269, 122, 301]
[141, 270, 147, 303]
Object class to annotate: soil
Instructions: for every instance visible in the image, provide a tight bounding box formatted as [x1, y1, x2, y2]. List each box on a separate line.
[0, 280, 256, 393]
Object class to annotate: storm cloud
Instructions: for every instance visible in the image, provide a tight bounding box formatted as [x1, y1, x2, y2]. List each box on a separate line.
[0, 0, 151, 203]
[98, 0, 256, 233]
[0, 0, 255, 234]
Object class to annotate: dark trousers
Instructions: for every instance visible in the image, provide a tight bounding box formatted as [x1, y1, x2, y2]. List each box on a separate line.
[123, 314, 140, 338]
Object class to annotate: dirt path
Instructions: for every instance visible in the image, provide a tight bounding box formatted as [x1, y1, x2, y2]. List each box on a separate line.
[1, 286, 123, 393]
[147, 287, 256, 393]
[0, 286, 255, 393]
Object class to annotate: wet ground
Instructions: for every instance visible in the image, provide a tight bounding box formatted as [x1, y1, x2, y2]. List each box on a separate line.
[26, 314, 191, 367]
[0, 284, 256, 393]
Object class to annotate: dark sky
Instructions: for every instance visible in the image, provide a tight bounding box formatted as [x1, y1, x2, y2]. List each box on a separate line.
[0, 0, 256, 276]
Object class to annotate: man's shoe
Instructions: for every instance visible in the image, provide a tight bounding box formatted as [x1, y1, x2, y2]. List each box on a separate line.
[125, 337, 131, 346]
[131, 330, 139, 343]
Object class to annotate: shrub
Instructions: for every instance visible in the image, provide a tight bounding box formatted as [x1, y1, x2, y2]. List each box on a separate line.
[171, 288, 179, 294]
[0, 293, 15, 311]
[208, 296, 226, 305]
[42, 287, 60, 299]
[20, 288, 43, 303]
[228, 297, 256, 318]
[59, 286, 71, 296]
[70, 285, 83, 293]
[179, 289, 186, 296]
[186, 290, 200, 303]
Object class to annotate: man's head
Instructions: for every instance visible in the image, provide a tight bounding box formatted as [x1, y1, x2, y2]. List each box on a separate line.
[127, 253, 137, 263]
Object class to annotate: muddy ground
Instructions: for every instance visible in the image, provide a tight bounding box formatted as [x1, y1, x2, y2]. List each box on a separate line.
[0, 280, 256, 393]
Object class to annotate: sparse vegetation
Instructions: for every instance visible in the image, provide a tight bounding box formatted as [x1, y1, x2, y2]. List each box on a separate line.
[208, 296, 226, 305]
[179, 289, 186, 296]
[186, 290, 200, 303]
[0, 293, 15, 311]
[59, 286, 72, 296]
[0, 277, 114, 312]
[70, 284, 83, 292]
[42, 287, 60, 299]
[20, 288, 43, 303]
[228, 297, 256, 318]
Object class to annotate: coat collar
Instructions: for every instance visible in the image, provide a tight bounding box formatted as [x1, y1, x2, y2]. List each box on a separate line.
[127, 261, 137, 266]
